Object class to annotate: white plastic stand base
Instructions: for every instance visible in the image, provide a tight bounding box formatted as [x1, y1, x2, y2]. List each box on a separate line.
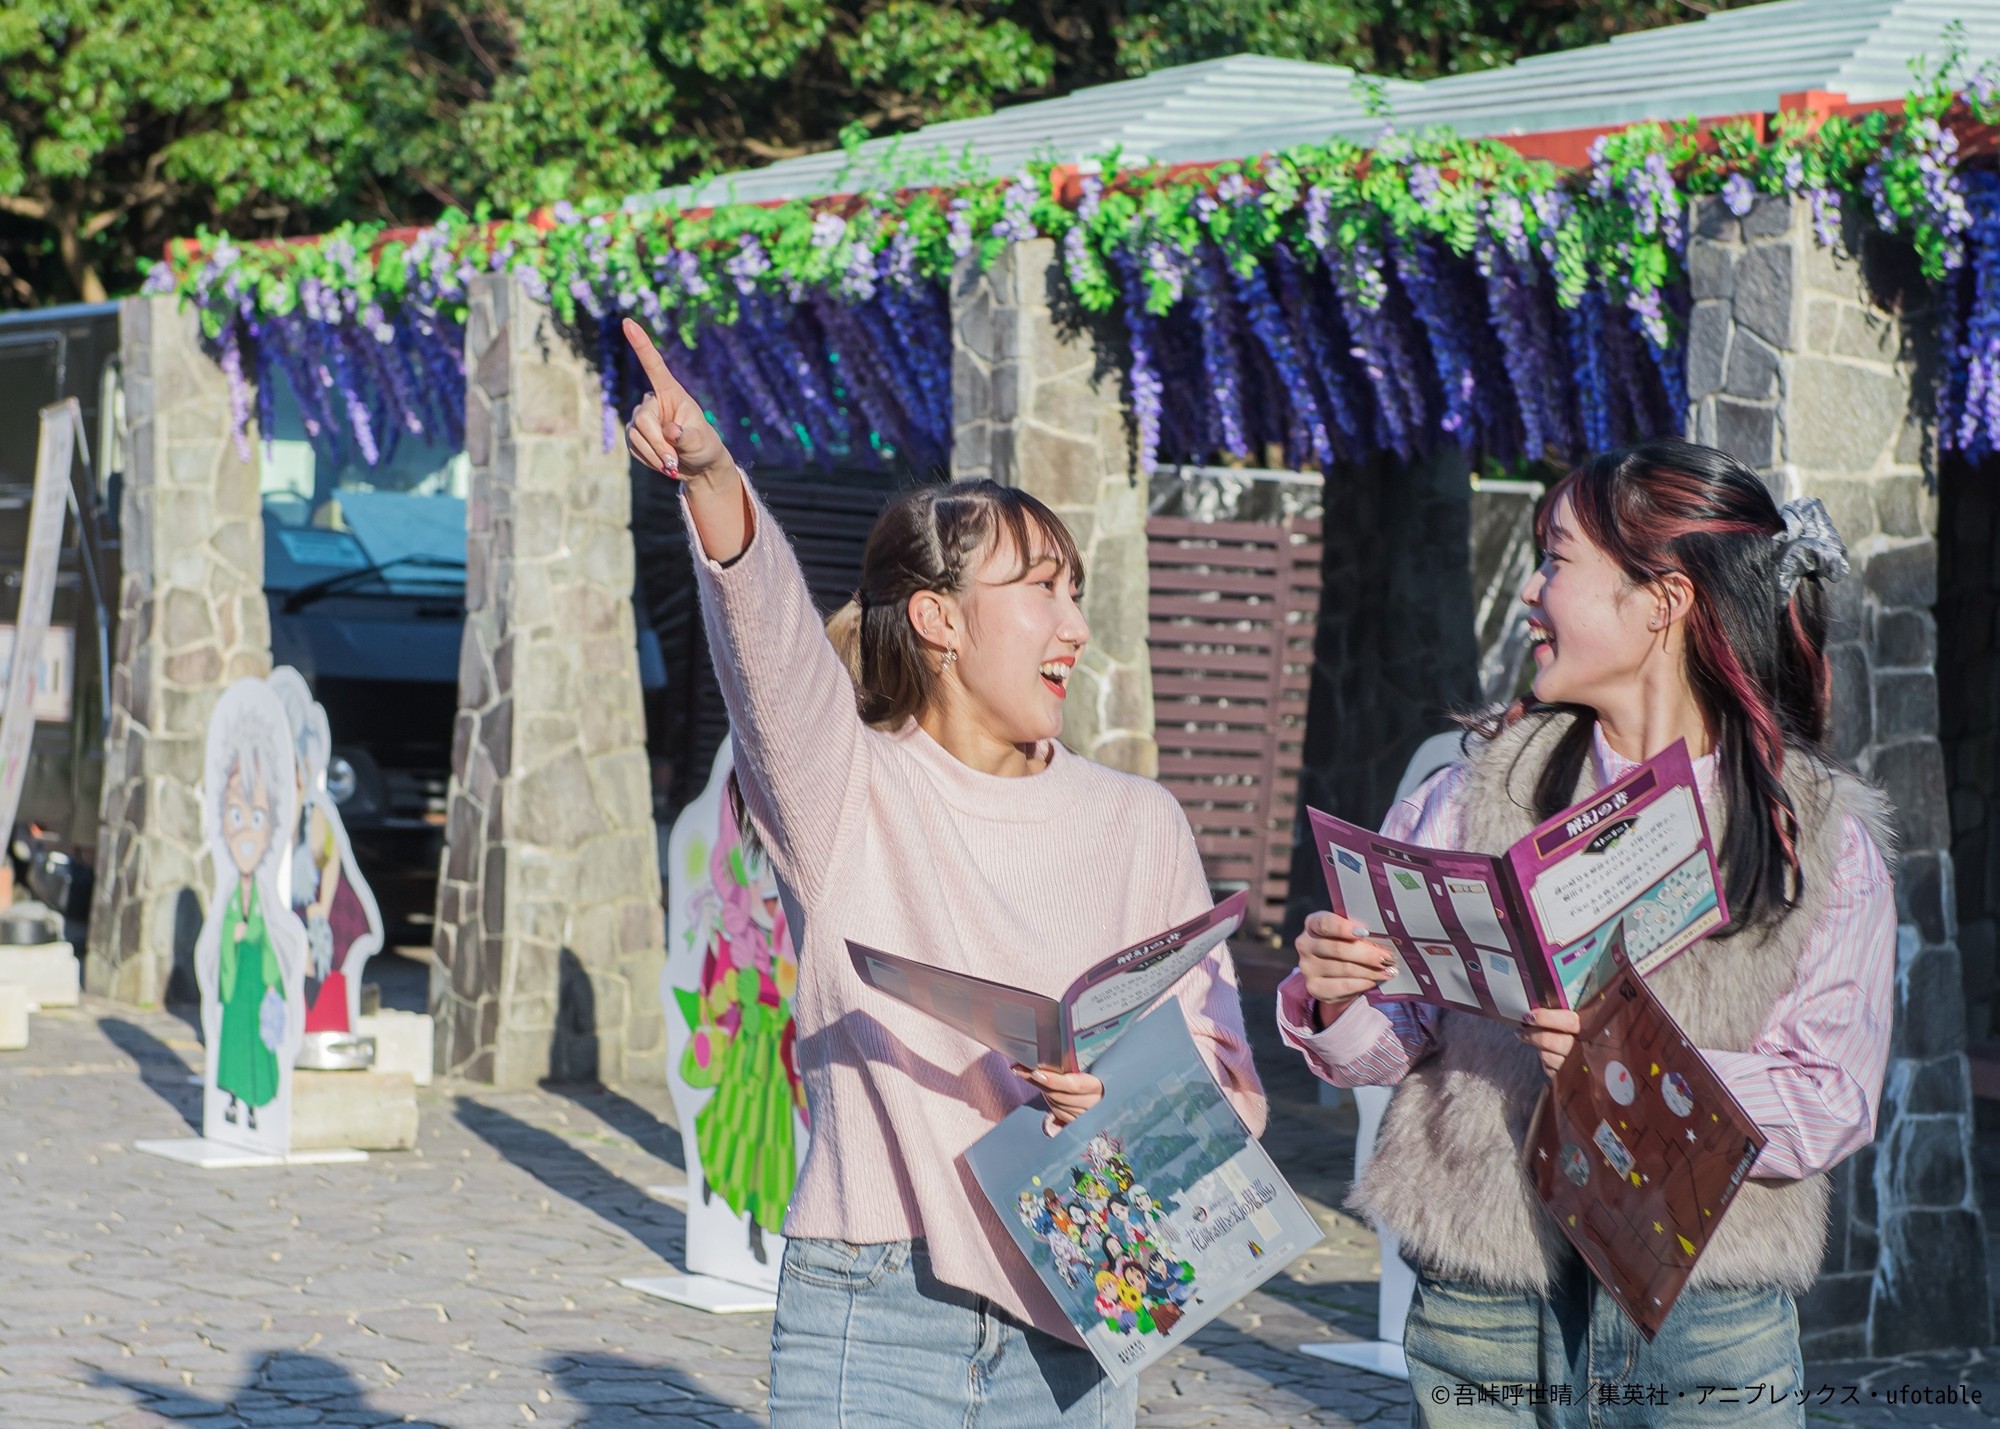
[1299, 1340, 1409, 1381]
[134, 1137, 368, 1169]
[621, 1274, 777, 1314]
[647, 1183, 689, 1204]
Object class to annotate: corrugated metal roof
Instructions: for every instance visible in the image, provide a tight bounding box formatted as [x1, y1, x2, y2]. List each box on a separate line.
[629, 55, 1413, 210]
[1157, 0, 2000, 162]
[630, 0, 2000, 210]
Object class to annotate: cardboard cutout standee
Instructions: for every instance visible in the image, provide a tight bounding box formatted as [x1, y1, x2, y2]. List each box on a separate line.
[135, 678, 366, 1170]
[623, 740, 809, 1313]
[267, 667, 385, 1045]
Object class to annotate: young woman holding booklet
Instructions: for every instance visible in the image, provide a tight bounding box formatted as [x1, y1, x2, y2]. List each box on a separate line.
[620, 319, 1266, 1428]
[1280, 438, 1895, 1425]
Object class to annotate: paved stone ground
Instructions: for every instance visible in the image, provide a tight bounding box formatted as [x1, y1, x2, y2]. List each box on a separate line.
[3, 968, 1995, 1427]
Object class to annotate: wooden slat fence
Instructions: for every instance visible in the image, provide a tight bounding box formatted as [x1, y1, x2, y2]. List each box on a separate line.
[1148, 514, 1323, 938]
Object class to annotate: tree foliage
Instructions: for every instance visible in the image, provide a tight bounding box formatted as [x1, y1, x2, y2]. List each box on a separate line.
[0, 0, 1765, 308]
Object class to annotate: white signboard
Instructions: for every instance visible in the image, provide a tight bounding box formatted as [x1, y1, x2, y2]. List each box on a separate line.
[0, 402, 79, 836]
[0, 625, 76, 722]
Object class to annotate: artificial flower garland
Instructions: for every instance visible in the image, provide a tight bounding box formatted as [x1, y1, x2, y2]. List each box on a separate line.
[145, 57, 2000, 475]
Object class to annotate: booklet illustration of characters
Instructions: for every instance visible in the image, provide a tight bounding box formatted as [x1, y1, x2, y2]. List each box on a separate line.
[846, 890, 1248, 1073]
[1523, 932, 1766, 1339]
[964, 1000, 1323, 1385]
[1307, 739, 1725, 1021]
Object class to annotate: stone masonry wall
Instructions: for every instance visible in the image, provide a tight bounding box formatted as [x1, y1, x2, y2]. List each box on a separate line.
[1685, 192, 1989, 1355]
[85, 295, 270, 1005]
[432, 273, 666, 1088]
[951, 239, 1156, 776]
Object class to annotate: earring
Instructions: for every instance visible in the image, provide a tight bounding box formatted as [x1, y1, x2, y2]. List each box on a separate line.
[942, 648, 958, 668]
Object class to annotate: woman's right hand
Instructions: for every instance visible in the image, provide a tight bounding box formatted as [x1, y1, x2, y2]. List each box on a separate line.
[1295, 911, 1400, 1028]
[623, 319, 731, 480]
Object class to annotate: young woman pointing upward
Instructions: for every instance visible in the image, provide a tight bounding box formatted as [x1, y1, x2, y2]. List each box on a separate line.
[623, 320, 1265, 1428]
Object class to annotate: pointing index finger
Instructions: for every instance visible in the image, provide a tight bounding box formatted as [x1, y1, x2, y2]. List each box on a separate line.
[622, 318, 682, 404]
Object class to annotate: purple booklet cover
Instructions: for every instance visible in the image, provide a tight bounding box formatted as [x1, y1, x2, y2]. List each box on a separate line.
[1307, 740, 1725, 1021]
[847, 891, 1248, 1073]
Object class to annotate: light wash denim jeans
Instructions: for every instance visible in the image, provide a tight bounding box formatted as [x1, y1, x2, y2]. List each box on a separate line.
[1405, 1259, 1804, 1427]
[768, 1236, 1138, 1428]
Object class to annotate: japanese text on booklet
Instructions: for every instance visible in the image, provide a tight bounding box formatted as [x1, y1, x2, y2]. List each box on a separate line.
[847, 891, 1248, 1073]
[1308, 740, 1725, 1020]
[1524, 932, 1766, 1339]
[965, 1001, 1323, 1384]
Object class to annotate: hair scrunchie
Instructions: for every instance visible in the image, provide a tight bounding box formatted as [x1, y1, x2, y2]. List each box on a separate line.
[1773, 497, 1851, 599]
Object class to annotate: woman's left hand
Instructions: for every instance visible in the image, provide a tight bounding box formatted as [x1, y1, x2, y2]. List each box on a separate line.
[1520, 1007, 1581, 1079]
[1013, 1065, 1104, 1126]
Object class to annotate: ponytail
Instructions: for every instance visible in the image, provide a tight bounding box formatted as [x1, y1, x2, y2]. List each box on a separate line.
[824, 595, 865, 686]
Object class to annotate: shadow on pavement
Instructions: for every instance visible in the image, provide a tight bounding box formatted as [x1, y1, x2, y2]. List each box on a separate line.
[92, 1350, 447, 1427]
[454, 1095, 684, 1264]
[546, 1080, 688, 1173]
[96, 1015, 202, 1131]
[545, 1351, 764, 1425]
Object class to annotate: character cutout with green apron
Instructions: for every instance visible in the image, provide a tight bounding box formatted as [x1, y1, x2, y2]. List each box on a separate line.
[195, 680, 309, 1156]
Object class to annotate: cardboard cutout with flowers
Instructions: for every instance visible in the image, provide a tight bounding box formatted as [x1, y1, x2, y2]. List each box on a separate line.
[663, 739, 809, 1291]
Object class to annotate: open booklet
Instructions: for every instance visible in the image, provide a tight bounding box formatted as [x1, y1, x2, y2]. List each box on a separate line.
[1524, 930, 1766, 1339]
[846, 890, 1248, 1074]
[1308, 739, 1726, 1019]
[964, 1000, 1323, 1385]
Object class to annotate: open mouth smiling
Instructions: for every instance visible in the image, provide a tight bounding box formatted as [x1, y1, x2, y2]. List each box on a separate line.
[1039, 658, 1073, 698]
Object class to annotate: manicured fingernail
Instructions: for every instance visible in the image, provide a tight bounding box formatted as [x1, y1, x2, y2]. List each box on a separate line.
[1521, 1012, 1537, 1026]
[1352, 923, 1370, 938]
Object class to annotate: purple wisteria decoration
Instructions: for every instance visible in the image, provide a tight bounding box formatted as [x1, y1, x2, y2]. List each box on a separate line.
[1227, 255, 1332, 468]
[1188, 246, 1250, 458]
[1270, 245, 1364, 460]
[1477, 242, 1551, 461]
[1111, 252, 1166, 475]
[1564, 288, 1615, 454]
[1946, 173, 2000, 458]
[1393, 234, 1480, 446]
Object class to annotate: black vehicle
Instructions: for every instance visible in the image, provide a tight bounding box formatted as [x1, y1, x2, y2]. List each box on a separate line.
[0, 303, 470, 944]
[258, 378, 468, 942]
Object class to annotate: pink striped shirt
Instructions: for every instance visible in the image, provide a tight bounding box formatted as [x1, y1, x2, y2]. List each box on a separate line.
[1276, 727, 1896, 1180]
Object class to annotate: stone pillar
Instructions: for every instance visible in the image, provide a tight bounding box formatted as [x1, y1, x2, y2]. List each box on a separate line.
[951, 239, 1156, 776]
[432, 273, 666, 1088]
[85, 296, 270, 1005]
[1685, 193, 1990, 1355]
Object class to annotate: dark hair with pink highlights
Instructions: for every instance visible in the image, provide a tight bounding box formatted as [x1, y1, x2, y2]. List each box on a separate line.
[1515, 437, 1835, 933]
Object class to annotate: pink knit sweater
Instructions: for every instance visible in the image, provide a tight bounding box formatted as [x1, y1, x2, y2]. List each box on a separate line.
[688, 479, 1268, 1339]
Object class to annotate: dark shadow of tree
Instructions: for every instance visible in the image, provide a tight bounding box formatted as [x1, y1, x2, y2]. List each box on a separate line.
[91, 1350, 448, 1426]
[96, 1015, 201, 1131]
[544, 1351, 765, 1426]
[454, 1095, 684, 1264]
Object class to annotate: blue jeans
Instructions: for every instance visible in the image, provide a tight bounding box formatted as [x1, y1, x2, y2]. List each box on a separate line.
[1405, 1260, 1803, 1427]
[768, 1237, 1138, 1429]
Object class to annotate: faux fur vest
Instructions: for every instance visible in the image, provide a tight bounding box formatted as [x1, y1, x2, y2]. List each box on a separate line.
[1348, 711, 1894, 1294]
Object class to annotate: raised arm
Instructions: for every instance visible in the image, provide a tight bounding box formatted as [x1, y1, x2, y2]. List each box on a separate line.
[624, 320, 868, 906]
[625, 319, 753, 561]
